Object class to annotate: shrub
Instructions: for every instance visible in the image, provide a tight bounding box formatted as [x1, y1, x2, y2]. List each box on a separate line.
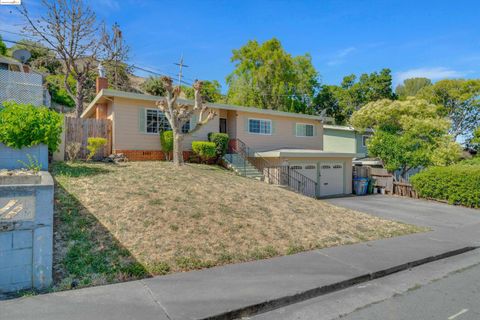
[410, 164, 480, 208]
[192, 141, 216, 163]
[86, 137, 107, 161]
[0, 101, 63, 152]
[160, 130, 173, 160]
[208, 132, 229, 160]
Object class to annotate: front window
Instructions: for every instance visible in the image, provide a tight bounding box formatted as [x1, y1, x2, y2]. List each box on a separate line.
[362, 135, 369, 147]
[248, 119, 272, 135]
[296, 123, 314, 137]
[146, 109, 189, 133]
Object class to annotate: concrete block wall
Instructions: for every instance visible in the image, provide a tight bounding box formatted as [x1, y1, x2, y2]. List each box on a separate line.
[0, 143, 48, 170]
[0, 172, 54, 293]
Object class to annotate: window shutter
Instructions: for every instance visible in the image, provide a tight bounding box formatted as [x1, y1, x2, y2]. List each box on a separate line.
[138, 108, 145, 133]
[190, 114, 198, 132]
[244, 117, 250, 132]
[293, 123, 297, 136]
[313, 124, 317, 136]
[271, 120, 275, 134]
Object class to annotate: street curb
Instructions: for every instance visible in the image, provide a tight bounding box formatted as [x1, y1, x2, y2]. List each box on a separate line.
[201, 246, 478, 320]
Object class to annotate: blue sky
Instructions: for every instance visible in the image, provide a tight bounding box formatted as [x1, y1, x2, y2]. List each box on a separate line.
[1, 0, 479, 92]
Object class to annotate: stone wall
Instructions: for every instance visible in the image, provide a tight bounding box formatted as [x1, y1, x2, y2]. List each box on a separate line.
[0, 143, 48, 171]
[0, 171, 54, 293]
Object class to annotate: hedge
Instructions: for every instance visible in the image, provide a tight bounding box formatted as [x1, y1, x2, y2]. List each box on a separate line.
[208, 132, 229, 159]
[410, 164, 480, 208]
[0, 101, 63, 152]
[192, 141, 216, 163]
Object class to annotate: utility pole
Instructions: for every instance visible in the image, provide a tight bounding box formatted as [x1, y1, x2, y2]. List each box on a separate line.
[174, 54, 189, 86]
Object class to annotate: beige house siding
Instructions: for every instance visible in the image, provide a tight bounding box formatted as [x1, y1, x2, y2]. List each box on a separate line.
[111, 97, 219, 151]
[235, 111, 323, 151]
[261, 156, 353, 194]
[226, 110, 237, 138]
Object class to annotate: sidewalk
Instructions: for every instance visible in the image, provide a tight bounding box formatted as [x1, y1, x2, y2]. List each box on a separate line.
[1, 222, 479, 320]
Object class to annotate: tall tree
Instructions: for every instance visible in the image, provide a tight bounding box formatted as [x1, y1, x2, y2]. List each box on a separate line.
[0, 35, 6, 56]
[417, 79, 480, 140]
[395, 77, 432, 99]
[314, 69, 395, 124]
[157, 77, 216, 166]
[19, 0, 129, 118]
[183, 80, 223, 103]
[351, 98, 462, 178]
[226, 38, 319, 113]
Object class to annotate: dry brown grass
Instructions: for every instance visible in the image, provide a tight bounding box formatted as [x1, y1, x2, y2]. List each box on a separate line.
[52, 161, 423, 288]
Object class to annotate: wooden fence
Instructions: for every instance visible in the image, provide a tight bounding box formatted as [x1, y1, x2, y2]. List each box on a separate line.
[393, 182, 418, 198]
[64, 117, 112, 160]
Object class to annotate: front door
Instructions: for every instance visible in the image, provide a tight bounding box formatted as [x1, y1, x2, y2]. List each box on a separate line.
[319, 162, 344, 197]
[219, 118, 227, 133]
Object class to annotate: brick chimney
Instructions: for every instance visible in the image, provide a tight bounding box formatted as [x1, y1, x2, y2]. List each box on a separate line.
[96, 76, 108, 94]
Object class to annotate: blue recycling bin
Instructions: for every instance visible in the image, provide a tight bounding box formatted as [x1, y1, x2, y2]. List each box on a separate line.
[353, 177, 369, 195]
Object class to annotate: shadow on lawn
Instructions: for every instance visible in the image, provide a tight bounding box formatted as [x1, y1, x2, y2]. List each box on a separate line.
[51, 161, 112, 178]
[52, 173, 153, 291]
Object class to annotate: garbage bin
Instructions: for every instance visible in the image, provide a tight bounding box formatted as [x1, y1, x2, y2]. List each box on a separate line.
[367, 178, 376, 194]
[353, 177, 369, 195]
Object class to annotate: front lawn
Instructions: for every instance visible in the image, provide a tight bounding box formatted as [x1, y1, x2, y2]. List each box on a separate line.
[51, 161, 423, 290]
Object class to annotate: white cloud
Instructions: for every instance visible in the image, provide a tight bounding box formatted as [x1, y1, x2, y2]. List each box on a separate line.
[327, 46, 356, 66]
[395, 67, 467, 84]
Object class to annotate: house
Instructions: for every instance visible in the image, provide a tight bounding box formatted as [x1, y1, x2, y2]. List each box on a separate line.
[0, 55, 51, 107]
[81, 76, 355, 197]
[323, 124, 372, 158]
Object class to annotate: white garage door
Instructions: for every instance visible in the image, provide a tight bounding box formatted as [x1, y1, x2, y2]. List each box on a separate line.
[319, 162, 344, 197]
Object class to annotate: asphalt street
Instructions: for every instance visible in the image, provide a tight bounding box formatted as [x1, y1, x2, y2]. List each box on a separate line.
[250, 250, 480, 320]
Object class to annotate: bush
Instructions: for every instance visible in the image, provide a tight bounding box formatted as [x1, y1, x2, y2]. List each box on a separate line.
[410, 164, 480, 208]
[0, 101, 63, 152]
[86, 137, 107, 161]
[160, 130, 173, 160]
[208, 132, 229, 160]
[192, 141, 216, 163]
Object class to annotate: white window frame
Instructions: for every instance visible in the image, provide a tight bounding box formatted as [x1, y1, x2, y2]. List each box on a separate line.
[362, 135, 369, 147]
[248, 118, 272, 135]
[295, 123, 315, 137]
[145, 108, 189, 134]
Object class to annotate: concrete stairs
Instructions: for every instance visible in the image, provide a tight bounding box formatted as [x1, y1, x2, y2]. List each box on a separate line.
[223, 153, 264, 180]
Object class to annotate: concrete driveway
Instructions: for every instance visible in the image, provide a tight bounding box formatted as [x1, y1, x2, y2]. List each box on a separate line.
[326, 195, 480, 230]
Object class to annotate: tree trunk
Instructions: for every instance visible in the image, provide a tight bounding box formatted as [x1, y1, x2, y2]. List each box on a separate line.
[172, 132, 184, 166]
[75, 80, 84, 118]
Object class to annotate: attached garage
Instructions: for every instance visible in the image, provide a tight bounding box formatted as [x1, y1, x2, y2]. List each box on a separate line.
[254, 149, 355, 197]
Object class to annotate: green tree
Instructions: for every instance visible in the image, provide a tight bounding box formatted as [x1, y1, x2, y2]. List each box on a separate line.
[314, 69, 395, 124]
[0, 35, 7, 56]
[351, 98, 461, 178]
[418, 79, 480, 139]
[468, 127, 480, 151]
[141, 76, 166, 96]
[226, 38, 319, 113]
[7, 39, 61, 74]
[183, 80, 223, 102]
[45, 74, 76, 108]
[395, 77, 432, 99]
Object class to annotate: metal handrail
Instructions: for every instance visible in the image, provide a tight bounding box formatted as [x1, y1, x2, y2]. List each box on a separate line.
[229, 138, 318, 198]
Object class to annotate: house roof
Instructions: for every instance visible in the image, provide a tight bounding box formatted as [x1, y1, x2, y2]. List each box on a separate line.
[254, 149, 357, 158]
[81, 89, 325, 121]
[323, 124, 374, 133]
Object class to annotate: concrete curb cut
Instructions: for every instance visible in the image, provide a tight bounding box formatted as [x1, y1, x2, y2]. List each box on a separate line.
[203, 246, 478, 320]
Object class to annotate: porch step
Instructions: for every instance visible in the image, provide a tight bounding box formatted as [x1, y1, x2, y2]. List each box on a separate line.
[223, 153, 264, 180]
